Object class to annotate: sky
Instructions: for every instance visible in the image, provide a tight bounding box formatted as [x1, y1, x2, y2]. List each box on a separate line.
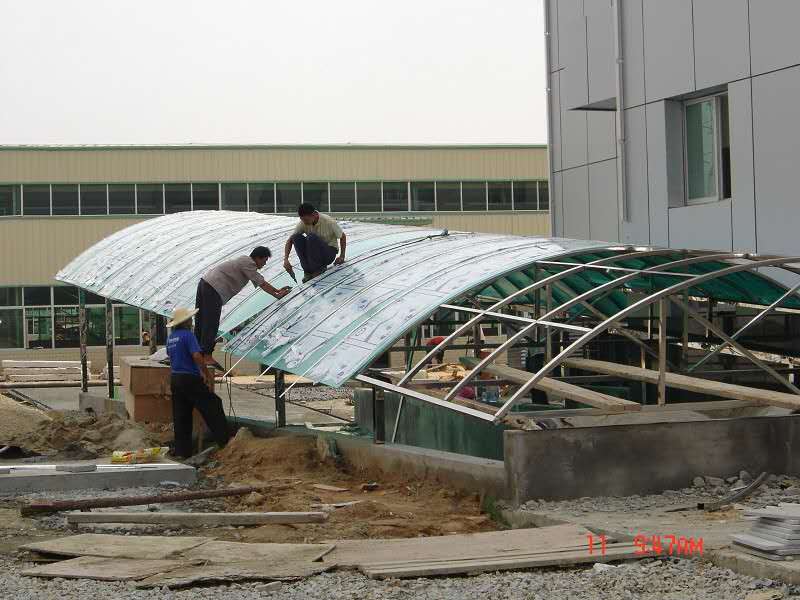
[0, 1, 547, 146]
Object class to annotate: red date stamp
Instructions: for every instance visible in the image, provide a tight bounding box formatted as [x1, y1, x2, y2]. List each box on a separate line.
[587, 533, 704, 557]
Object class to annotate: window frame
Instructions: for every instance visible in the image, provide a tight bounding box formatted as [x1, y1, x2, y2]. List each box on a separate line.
[683, 93, 729, 206]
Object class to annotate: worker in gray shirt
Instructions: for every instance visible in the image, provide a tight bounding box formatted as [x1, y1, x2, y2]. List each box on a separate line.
[195, 246, 290, 365]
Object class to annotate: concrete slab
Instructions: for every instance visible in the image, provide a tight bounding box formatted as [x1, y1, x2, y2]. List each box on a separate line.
[710, 546, 800, 585]
[0, 459, 195, 494]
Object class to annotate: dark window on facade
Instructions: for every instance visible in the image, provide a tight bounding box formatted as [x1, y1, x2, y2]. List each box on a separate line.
[382, 182, 408, 212]
[114, 306, 140, 345]
[0, 287, 22, 306]
[53, 286, 80, 305]
[487, 181, 512, 210]
[221, 183, 247, 211]
[23, 184, 50, 216]
[461, 182, 487, 211]
[302, 182, 328, 211]
[26, 307, 52, 349]
[80, 184, 107, 215]
[24, 286, 51, 306]
[330, 182, 356, 212]
[411, 182, 435, 211]
[0, 308, 24, 348]
[52, 184, 79, 215]
[513, 181, 539, 210]
[436, 182, 461, 211]
[192, 183, 219, 210]
[165, 183, 191, 213]
[136, 184, 163, 214]
[249, 183, 274, 213]
[276, 183, 301, 213]
[356, 182, 381, 212]
[0, 185, 21, 216]
[109, 184, 135, 214]
[538, 181, 549, 211]
[86, 307, 106, 345]
[54, 306, 80, 348]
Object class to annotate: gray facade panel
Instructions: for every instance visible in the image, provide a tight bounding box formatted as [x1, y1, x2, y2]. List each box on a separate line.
[752, 67, 800, 256]
[558, 0, 589, 109]
[552, 172, 564, 237]
[750, 2, 800, 76]
[588, 159, 620, 242]
[587, 110, 616, 163]
[728, 78, 757, 252]
[550, 72, 563, 172]
[668, 200, 733, 251]
[562, 166, 591, 239]
[560, 108, 589, 170]
[621, 0, 646, 108]
[645, 103, 670, 246]
[585, 0, 616, 104]
[693, 0, 750, 89]
[642, 0, 695, 102]
[621, 106, 650, 244]
[548, 0, 560, 71]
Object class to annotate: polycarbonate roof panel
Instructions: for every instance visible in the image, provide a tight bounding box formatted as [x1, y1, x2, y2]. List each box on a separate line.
[56, 210, 446, 333]
[223, 235, 608, 387]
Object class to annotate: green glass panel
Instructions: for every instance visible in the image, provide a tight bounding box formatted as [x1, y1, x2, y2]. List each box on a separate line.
[686, 100, 717, 201]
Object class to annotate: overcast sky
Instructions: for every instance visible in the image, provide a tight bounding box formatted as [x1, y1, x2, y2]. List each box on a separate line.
[0, 1, 546, 146]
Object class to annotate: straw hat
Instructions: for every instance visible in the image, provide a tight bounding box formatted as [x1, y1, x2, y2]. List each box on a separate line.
[167, 307, 199, 328]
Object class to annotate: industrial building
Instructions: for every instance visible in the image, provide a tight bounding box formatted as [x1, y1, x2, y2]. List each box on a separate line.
[0, 144, 549, 364]
[545, 0, 800, 263]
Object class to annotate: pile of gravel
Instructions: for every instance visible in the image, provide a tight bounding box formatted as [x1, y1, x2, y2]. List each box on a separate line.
[0, 556, 793, 600]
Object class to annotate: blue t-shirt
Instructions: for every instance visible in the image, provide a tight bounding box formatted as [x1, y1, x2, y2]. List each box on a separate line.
[166, 328, 202, 377]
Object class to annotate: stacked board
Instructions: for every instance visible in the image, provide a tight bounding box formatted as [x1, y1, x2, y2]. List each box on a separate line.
[733, 504, 800, 560]
[2, 360, 90, 382]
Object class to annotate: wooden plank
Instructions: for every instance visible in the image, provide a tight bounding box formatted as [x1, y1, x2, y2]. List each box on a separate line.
[327, 523, 594, 568]
[182, 541, 335, 564]
[5, 367, 82, 375]
[311, 484, 349, 493]
[21, 534, 210, 560]
[2, 360, 86, 368]
[7, 374, 83, 382]
[135, 559, 334, 589]
[511, 399, 756, 418]
[565, 358, 800, 411]
[361, 544, 646, 579]
[460, 358, 641, 413]
[22, 556, 184, 581]
[66, 511, 328, 526]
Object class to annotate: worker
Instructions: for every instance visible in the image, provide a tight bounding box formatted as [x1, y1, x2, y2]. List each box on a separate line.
[165, 307, 231, 459]
[195, 246, 290, 366]
[426, 335, 447, 365]
[283, 203, 346, 283]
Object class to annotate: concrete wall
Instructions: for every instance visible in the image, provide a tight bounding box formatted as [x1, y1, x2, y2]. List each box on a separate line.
[505, 415, 800, 504]
[547, 0, 800, 262]
[0, 145, 548, 182]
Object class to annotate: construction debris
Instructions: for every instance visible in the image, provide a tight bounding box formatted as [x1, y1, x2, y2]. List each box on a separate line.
[65, 511, 328, 526]
[312, 483, 349, 493]
[22, 556, 183, 581]
[21, 533, 209, 560]
[0, 393, 51, 444]
[734, 504, 800, 559]
[1, 360, 91, 383]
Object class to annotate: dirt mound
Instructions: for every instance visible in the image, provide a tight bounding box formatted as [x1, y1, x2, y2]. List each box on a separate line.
[0, 394, 50, 444]
[205, 430, 498, 543]
[8, 412, 161, 458]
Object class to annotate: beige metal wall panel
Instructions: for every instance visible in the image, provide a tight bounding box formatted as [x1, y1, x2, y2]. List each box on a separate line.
[430, 212, 550, 236]
[0, 217, 149, 285]
[0, 146, 547, 183]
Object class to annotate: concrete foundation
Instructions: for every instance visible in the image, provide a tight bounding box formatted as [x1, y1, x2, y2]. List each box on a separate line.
[505, 415, 800, 504]
[0, 459, 196, 494]
[78, 392, 127, 418]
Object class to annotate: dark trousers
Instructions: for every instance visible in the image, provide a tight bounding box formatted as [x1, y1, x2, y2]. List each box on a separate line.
[292, 233, 337, 274]
[195, 279, 223, 355]
[170, 373, 231, 458]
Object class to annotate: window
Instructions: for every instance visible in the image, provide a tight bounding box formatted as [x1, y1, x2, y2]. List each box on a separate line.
[538, 181, 549, 211]
[411, 182, 435, 211]
[276, 183, 301, 213]
[52, 184, 79, 215]
[382, 182, 408, 211]
[26, 307, 52, 349]
[23, 184, 50, 215]
[249, 183, 274, 213]
[356, 182, 381, 212]
[302, 182, 328, 211]
[0, 185, 21, 216]
[192, 183, 219, 210]
[488, 181, 512, 210]
[684, 94, 731, 204]
[165, 183, 191, 213]
[137, 184, 163, 214]
[436, 182, 461, 211]
[462, 182, 487, 211]
[24, 286, 51, 306]
[86, 307, 106, 345]
[221, 183, 247, 211]
[0, 309, 23, 348]
[53, 286, 80, 305]
[109, 184, 135, 214]
[330, 182, 356, 212]
[54, 306, 80, 348]
[0, 287, 22, 306]
[513, 181, 539, 210]
[114, 306, 140, 345]
[80, 184, 107, 215]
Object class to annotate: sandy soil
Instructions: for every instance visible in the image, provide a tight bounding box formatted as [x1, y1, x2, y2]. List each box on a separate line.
[205, 430, 498, 543]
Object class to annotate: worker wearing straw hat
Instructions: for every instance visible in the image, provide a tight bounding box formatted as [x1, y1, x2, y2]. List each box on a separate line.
[166, 307, 230, 459]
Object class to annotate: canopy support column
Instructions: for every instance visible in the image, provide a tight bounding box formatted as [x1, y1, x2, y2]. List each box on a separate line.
[79, 290, 88, 394]
[105, 298, 114, 400]
[658, 298, 667, 405]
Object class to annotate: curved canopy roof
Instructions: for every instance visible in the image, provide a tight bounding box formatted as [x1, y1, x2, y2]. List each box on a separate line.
[57, 211, 800, 389]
